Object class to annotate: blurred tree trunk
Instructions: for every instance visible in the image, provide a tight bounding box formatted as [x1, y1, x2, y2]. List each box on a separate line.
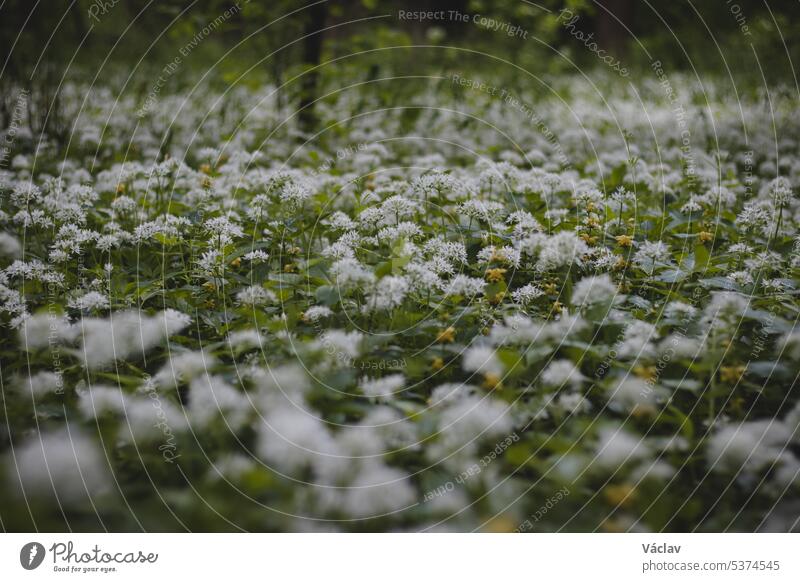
[595, 0, 632, 59]
[297, 1, 328, 133]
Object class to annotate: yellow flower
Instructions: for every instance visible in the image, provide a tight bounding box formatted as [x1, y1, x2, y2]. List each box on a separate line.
[486, 268, 506, 283]
[616, 234, 633, 247]
[436, 327, 456, 343]
[283, 263, 296, 273]
[720, 365, 746, 384]
[604, 484, 637, 508]
[488, 291, 505, 305]
[431, 357, 444, 371]
[229, 257, 242, 268]
[551, 301, 563, 314]
[632, 403, 656, 418]
[115, 183, 126, 194]
[699, 231, 713, 243]
[600, 519, 626, 533]
[202, 281, 216, 292]
[489, 248, 508, 263]
[199, 163, 212, 175]
[728, 396, 746, 415]
[482, 373, 502, 390]
[633, 365, 657, 381]
[482, 514, 516, 532]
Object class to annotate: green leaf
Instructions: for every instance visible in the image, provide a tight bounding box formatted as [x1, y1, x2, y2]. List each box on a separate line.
[315, 285, 340, 306]
[693, 244, 710, 272]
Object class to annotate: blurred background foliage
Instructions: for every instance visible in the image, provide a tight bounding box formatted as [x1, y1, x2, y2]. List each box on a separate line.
[1, 0, 799, 134]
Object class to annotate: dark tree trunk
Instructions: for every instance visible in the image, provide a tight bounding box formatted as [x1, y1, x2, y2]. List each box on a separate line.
[297, 1, 329, 133]
[595, 0, 633, 60]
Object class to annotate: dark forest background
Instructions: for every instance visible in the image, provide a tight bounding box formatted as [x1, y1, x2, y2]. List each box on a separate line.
[1, 0, 798, 135]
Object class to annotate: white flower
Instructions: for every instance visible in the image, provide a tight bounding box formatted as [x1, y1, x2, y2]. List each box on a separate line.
[134, 214, 190, 243]
[363, 275, 408, 312]
[0, 232, 21, 258]
[189, 373, 250, 427]
[727, 242, 752, 255]
[570, 274, 618, 309]
[512, 283, 543, 305]
[663, 301, 696, 320]
[250, 364, 311, 403]
[77, 309, 190, 369]
[404, 263, 441, 292]
[462, 345, 504, 377]
[411, 172, 460, 199]
[78, 384, 127, 418]
[10, 427, 110, 502]
[458, 199, 505, 221]
[381, 195, 417, 223]
[19, 313, 77, 349]
[68, 291, 109, 312]
[440, 275, 486, 297]
[303, 305, 333, 322]
[17, 371, 64, 398]
[227, 329, 264, 350]
[477, 245, 520, 267]
[506, 210, 542, 238]
[119, 396, 187, 444]
[357, 207, 384, 229]
[256, 405, 339, 475]
[614, 320, 658, 360]
[736, 200, 772, 233]
[325, 211, 356, 231]
[680, 198, 702, 213]
[318, 329, 363, 361]
[553, 392, 591, 415]
[660, 334, 702, 359]
[541, 359, 583, 388]
[525, 231, 588, 271]
[592, 426, 650, 469]
[762, 278, 785, 293]
[335, 462, 416, 518]
[204, 216, 244, 246]
[727, 270, 754, 286]
[330, 258, 375, 289]
[762, 176, 793, 207]
[360, 374, 405, 398]
[236, 285, 277, 306]
[543, 208, 569, 226]
[243, 249, 270, 263]
[423, 238, 467, 265]
[701, 291, 749, 332]
[434, 395, 512, 456]
[208, 454, 254, 482]
[11, 183, 42, 206]
[707, 420, 790, 473]
[633, 240, 670, 272]
[197, 249, 223, 276]
[376, 221, 422, 243]
[155, 350, 216, 388]
[606, 376, 663, 412]
[489, 315, 543, 346]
